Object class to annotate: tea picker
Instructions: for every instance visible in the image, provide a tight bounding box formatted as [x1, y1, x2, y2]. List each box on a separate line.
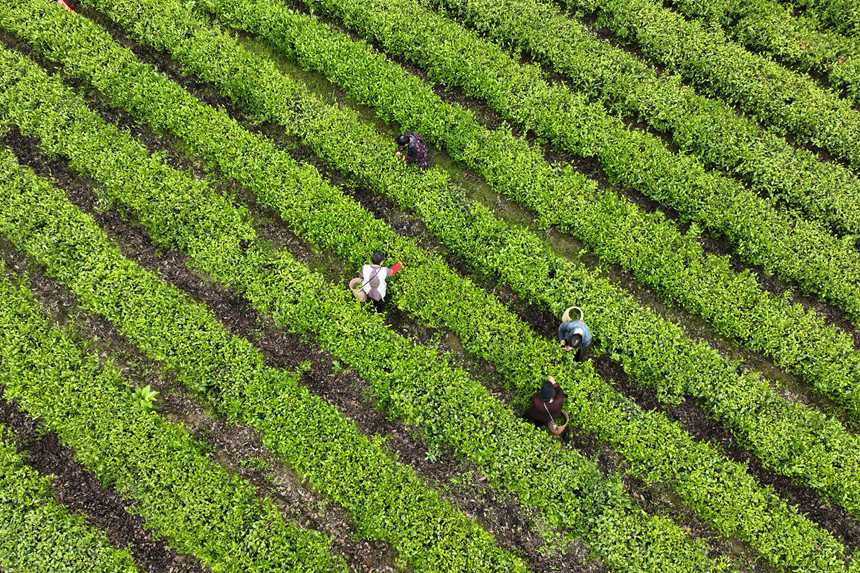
[57, 0, 77, 10]
[395, 133, 430, 170]
[558, 306, 592, 362]
[349, 252, 403, 313]
[525, 376, 569, 437]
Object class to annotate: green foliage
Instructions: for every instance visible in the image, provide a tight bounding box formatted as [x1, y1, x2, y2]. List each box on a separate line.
[786, 0, 860, 40]
[0, 24, 726, 573]
[0, 426, 138, 573]
[131, 0, 860, 521]
[553, 0, 860, 169]
[663, 0, 860, 104]
[0, 265, 344, 573]
[287, 0, 860, 329]
[0, 155, 525, 573]
[426, 0, 860, 234]
[204, 0, 860, 422]
[238, 456, 272, 473]
[2, 2, 856, 570]
[202, 0, 860, 519]
[132, 384, 159, 411]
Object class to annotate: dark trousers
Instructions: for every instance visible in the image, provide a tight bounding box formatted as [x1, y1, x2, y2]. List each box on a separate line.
[370, 297, 387, 313]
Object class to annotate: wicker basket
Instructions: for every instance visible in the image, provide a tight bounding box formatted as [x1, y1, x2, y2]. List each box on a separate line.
[561, 306, 583, 323]
[548, 411, 569, 436]
[349, 277, 367, 302]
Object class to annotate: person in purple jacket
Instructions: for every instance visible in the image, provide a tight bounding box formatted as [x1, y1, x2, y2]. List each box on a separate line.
[395, 133, 430, 169]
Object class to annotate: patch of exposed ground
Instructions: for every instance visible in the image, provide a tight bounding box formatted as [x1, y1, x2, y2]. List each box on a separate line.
[2, 125, 597, 571]
[0, 386, 207, 573]
[5, 15, 852, 564]
[273, 1, 860, 341]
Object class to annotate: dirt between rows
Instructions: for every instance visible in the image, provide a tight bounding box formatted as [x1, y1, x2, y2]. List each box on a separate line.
[1, 125, 598, 571]
[115, 23, 860, 550]
[6, 250, 400, 573]
[277, 1, 860, 344]
[5, 18, 856, 567]
[569, 3, 853, 164]
[648, 0, 846, 93]
[477, 264, 860, 554]
[3, 241, 397, 573]
[0, 385, 207, 573]
[322, 137, 860, 560]
[0, 137, 397, 571]
[283, 116, 860, 556]
[539, 117, 860, 349]
[43, 0, 860, 400]
[238, 78, 858, 429]
[204, 116, 766, 569]
[335, 132, 856, 426]
[230, 0, 860, 359]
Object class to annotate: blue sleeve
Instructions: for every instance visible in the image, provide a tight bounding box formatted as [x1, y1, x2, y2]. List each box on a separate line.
[558, 321, 575, 341]
[581, 323, 593, 348]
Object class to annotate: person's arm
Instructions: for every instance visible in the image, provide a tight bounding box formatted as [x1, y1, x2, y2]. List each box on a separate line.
[389, 262, 403, 275]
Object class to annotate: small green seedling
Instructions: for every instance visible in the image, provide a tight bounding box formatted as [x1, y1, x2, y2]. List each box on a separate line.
[133, 384, 159, 411]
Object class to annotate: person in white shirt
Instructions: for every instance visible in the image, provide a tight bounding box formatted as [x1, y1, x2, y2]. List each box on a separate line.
[361, 252, 403, 313]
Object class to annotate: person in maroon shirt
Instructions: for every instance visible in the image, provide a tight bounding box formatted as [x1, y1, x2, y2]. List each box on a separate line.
[525, 376, 566, 427]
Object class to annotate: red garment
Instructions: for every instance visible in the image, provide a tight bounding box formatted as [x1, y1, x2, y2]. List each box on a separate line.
[58, 0, 75, 11]
[389, 262, 403, 275]
[525, 384, 566, 424]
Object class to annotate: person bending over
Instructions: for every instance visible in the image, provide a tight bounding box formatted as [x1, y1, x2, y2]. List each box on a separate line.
[395, 133, 430, 169]
[558, 311, 592, 362]
[525, 376, 566, 426]
[361, 251, 402, 313]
